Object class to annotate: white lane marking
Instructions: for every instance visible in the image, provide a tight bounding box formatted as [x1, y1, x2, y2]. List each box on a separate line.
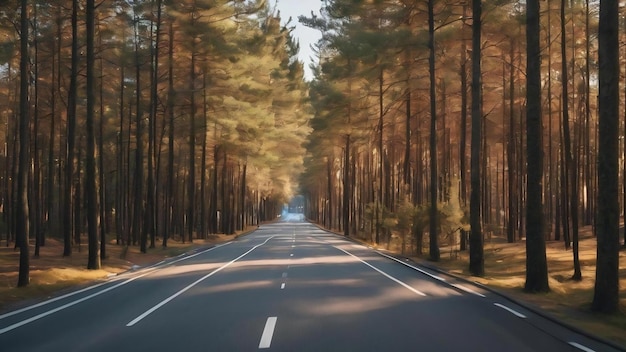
[377, 251, 445, 282]
[377, 250, 487, 297]
[0, 280, 109, 321]
[0, 242, 233, 326]
[280, 283, 285, 289]
[335, 247, 426, 297]
[155, 242, 232, 268]
[0, 271, 152, 335]
[290, 254, 294, 257]
[127, 237, 274, 327]
[569, 342, 595, 352]
[259, 316, 278, 349]
[494, 303, 526, 318]
[450, 283, 486, 298]
[292, 245, 295, 248]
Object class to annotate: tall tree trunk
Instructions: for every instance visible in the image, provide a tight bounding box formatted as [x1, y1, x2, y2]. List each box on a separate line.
[240, 163, 247, 231]
[116, 36, 126, 246]
[32, 3, 41, 258]
[200, 73, 208, 239]
[145, 0, 162, 250]
[164, 21, 175, 248]
[46, 7, 60, 246]
[327, 157, 333, 230]
[74, 113, 82, 238]
[469, 0, 484, 276]
[592, 0, 619, 313]
[507, 41, 516, 244]
[376, 67, 384, 245]
[427, 0, 439, 261]
[17, 0, 30, 287]
[86, 0, 100, 270]
[187, 39, 196, 243]
[623, 13, 626, 248]
[583, 0, 593, 226]
[98, 17, 106, 260]
[561, 0, 581, 280]
[524, 0, 549, 293]
[343, 134, 350, 237]
[559, 108, 570, 248]
[210, 144, 219, 234]
[132, 7, 144, 250]
[547, 0, 554, 240]
[64, 0, 79, 257]
[459, 4, 468, 207]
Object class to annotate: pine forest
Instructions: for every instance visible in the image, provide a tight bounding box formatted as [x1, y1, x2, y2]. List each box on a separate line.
[0, 0, 623, 319]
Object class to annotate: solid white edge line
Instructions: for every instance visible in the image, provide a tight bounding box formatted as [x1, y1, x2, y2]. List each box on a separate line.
[493, 303, 527, 318]
[158, 242, 232, 268]
[0, 272, 150, 335]
[259, 317, 278, 349]
[376, 249, 489, 298]
[0, 280, 110, 321]
[568, 342, 596, 352]
[126, 236, 273, 327]
[335, 247, 426, 297]
[0, 242, 233, 323]
[377, 251, 445, 282]
[450, 283, 486, 298]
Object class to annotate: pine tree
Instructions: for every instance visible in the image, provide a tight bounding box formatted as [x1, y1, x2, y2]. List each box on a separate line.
[524, 0, 549, 293]
[592, 0, 619, 314]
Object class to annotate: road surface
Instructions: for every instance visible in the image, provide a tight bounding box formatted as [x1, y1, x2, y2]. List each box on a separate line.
[0, 220, 620, 351]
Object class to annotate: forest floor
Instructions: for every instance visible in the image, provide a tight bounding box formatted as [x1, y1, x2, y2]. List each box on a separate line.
[368, 226, 626, 349]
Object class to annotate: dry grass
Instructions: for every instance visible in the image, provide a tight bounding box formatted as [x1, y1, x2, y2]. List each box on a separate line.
[380, 227, 626, 348]
[0, 233, 232, 312]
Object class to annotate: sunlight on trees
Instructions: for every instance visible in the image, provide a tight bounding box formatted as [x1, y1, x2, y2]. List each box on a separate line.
[0, 0, 621, 313]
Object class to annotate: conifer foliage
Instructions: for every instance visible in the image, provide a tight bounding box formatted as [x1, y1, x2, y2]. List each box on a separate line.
[301, 0, 621, 310]
[2, 0, 309, 283]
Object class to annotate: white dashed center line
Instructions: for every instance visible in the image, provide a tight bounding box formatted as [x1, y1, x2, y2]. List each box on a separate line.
[259, 317, 278, 349]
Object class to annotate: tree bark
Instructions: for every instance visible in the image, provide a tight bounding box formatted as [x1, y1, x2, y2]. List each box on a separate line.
[524, 0, 550, 293]
[459, 4, 468, 207]
[592, 0, 619, 313]
[132, 6, 144, 250]
[469, 0, 484, 276]
[560, 0, 581, 281]
[145, 0, 162, 250]
[164, 21, 175, 248]
[86, 0, 101, 270]
[427, 0, 439, 261]
[16, 0, 30, 287]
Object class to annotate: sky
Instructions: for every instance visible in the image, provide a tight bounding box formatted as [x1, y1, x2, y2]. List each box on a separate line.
[273, 0, 323, 80]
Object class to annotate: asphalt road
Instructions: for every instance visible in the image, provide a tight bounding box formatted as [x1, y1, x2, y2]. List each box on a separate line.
[0, 220, 620, 351]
